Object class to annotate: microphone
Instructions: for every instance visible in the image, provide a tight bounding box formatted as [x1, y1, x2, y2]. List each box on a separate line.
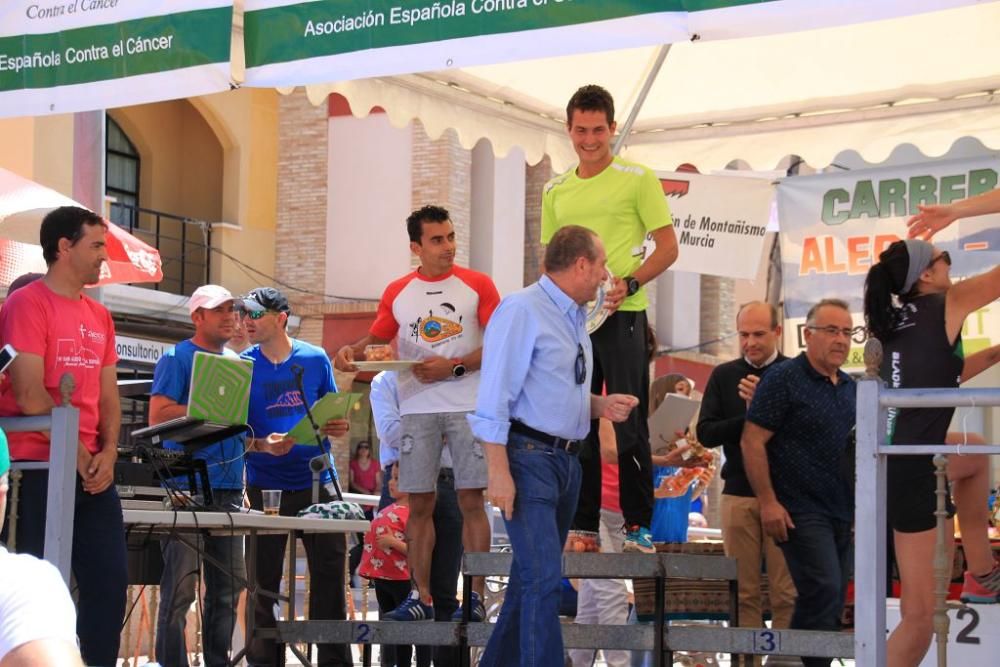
[290, 361, 344, 502]
[291, 363, 307, 406]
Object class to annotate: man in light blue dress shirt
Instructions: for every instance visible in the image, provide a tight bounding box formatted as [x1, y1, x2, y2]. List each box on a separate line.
[469, 225, 639, 667]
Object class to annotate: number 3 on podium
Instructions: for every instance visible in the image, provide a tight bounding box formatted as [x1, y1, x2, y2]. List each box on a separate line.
[754, 629, 780, 653]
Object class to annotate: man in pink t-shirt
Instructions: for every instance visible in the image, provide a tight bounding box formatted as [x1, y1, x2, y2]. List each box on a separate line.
[336, 205, 500, 624]
[0, 206, 127, 667]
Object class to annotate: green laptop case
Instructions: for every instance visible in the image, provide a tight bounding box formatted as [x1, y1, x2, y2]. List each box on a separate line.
[189, 351, 253, 424]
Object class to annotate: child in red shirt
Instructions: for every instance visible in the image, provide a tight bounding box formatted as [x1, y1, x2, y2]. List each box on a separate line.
[359, 465, 415, 666]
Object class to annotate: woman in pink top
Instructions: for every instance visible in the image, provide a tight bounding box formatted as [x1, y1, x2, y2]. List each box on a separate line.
[349, 441, 380, 514]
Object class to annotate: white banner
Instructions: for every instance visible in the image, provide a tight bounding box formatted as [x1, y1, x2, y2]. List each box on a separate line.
[242, 0, 980, 89]
[242, 0, 688, 88]
[651, 170, 774, 280]
[0, 0, 233, 118]
[776, 156, 1000, 369]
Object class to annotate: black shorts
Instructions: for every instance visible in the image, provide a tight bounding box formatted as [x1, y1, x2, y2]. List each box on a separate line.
[887, 455, 955, 533]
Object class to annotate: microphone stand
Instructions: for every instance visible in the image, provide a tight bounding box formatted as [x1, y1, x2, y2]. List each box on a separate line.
[291, 364, 344, 503]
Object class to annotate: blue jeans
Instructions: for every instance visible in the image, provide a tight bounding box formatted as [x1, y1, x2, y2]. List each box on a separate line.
[778, 512, 852, 667]
[1, 469, 127, 667]
[379, 463, 464, 667]
[156, 489, 246, 667]
[479, 433, 582, 667]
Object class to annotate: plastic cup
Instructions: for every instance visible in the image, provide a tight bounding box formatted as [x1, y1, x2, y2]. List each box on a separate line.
[262, 489, 282, 516]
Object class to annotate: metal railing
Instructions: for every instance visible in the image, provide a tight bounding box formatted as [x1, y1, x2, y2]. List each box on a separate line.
[854, 338, 1000, 666]
[0, 405, 80, 585]
[108, 202, 211, 296]
[277, 550, 857, 665]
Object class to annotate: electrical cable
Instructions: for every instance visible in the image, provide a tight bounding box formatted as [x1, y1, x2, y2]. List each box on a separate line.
[659, 331, 739, 355]
[113, 223, 378, 303]
[120, 584, 147, 629]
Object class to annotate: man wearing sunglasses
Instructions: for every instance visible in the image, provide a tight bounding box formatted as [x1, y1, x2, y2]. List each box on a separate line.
[741, 299, 857, 667]
[470, 225, 640, 667]
[335, 205, 500, 624]
[239, 287, 352, 667]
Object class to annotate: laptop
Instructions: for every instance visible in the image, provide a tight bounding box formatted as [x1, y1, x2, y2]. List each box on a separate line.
[131, 352, 253, 449]
[187, 351, 253, 424]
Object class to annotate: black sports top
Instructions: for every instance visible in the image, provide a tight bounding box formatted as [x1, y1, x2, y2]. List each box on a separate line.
[881, 293, 964, 445]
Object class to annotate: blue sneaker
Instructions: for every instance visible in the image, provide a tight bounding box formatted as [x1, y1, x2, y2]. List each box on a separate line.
[450, 591, 486, 622]
[384, 591, 434, 621]
[623, 525, 655, 554]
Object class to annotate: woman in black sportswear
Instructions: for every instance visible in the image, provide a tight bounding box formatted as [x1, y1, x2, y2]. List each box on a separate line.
[864, 238, 1000, 667]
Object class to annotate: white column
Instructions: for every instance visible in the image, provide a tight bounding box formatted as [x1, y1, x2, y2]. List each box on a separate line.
[327, 114, 413, 300]
[470, 140, 525, 296]
[654, 270, 701, 350]
[76, 110, 106, 302]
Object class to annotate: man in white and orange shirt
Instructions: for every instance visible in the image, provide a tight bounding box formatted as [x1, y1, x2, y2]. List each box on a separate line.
[336, 205, 500, 623]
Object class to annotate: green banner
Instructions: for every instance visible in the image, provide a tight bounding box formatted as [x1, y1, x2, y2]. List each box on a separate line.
[0, 7, 231, 92]
[244, 0, 765, 68]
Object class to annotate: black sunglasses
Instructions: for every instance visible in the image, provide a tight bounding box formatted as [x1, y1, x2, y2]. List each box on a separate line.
[575, 344, 586, 385]
[929, 251, 951, 268]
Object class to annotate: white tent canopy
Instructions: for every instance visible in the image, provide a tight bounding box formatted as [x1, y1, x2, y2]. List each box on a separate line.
[298, 2, 1000, 172]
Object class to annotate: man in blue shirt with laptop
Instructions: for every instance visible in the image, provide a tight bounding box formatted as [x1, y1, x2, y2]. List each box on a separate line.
[150, 284, 247, 667]
[469, 225, 639, 667]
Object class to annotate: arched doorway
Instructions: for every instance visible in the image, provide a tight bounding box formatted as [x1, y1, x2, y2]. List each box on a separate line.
[107, 100, 225, 295]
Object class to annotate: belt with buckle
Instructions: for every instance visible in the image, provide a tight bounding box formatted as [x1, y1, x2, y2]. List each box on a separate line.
[510, 421, 581, 454]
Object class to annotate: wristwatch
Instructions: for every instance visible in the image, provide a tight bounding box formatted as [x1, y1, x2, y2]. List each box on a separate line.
[452, 360, 467, 378]
[624, 276, 641, 297]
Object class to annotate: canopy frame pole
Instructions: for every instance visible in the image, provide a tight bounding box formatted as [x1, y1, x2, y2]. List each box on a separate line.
[613, 44, 672, 156]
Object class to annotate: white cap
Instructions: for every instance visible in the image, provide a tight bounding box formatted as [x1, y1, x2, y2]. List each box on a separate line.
[187, 285, 233, 314]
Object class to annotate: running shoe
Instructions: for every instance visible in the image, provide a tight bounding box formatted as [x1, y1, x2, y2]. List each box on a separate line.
[384, 591, 435, 621]
[450, 591, 486, 622]
[960, 570, 1000, 604]
[623, 525, 655, 554]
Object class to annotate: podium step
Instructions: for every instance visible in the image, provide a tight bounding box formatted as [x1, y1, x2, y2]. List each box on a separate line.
[463, 551, 737, 580]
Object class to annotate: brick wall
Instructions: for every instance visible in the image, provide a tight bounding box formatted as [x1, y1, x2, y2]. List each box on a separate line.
[274, 90, 356, 481]
[275, 89, 328, 348]
[411, 122, 471, 267]
[523, 156, 552, 284]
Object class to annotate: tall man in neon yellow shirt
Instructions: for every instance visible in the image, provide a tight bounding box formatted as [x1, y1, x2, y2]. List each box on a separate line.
[542, 84, 679, 552]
